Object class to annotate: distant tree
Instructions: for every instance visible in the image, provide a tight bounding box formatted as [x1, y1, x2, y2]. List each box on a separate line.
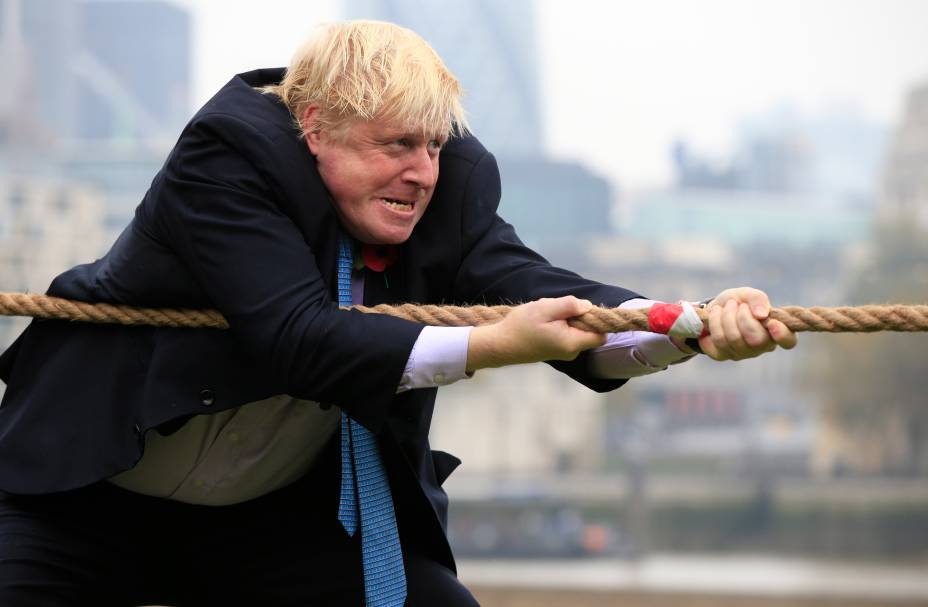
[811, 219, 928, 474]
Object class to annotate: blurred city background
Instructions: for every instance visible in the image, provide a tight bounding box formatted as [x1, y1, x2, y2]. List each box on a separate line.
[1, 0, 927, 605]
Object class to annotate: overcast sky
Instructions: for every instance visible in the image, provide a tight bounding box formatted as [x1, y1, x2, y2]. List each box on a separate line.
[175, 0, 928, 189]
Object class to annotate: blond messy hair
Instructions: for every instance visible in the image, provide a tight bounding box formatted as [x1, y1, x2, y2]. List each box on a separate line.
[263, 20, 468, 139]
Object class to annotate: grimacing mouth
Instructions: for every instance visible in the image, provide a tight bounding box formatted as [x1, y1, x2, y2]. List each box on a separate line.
[380, 197, 415, 211]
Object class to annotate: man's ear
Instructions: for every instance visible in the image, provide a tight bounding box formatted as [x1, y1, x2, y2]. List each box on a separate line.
[302, 104, 324, 155]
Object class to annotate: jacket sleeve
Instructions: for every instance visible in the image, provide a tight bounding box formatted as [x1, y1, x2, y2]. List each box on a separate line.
[143, 112, 422, 431]
[451, 146, 642, 392]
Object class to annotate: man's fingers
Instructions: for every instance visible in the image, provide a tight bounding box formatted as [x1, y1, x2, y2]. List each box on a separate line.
[506, 297, 606, 362]
[720, 301, 754, 359]
[560, 297, 606, 353]
[743, 288, 771, 320]
[737, 302, 774, 351]
[698, 287, 798, 362]
[538, 296, 594, 321]
[707, 303, 734, 360]
[767, 319, 798, 350]
[566, 328, 608, 354]
[713, 287, 770, 320]
[697, 334, 721, 360]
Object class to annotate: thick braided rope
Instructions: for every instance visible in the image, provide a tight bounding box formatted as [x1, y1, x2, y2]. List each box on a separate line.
[0, 292, 229, 328]
[1, 292, 927, 333]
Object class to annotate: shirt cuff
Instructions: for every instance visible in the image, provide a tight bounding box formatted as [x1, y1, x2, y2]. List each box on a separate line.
[588, 298, 696, 379]
[397, 326, 474, 392]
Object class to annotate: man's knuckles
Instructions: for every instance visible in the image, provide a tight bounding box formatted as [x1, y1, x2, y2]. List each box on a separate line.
[742, 328, 769, 349]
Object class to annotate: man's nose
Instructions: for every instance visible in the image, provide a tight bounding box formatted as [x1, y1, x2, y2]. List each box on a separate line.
[402, 146, 437, 188]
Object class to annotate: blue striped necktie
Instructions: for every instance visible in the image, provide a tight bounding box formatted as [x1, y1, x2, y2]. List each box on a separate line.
[336, 231, 407, 607]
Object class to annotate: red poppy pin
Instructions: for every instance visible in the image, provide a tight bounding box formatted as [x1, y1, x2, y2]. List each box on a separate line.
[359, 244, 399, 288]
[361, 244, 399, 272]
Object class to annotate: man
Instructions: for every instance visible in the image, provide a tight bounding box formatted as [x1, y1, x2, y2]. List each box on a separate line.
[0, 20, 795, 606]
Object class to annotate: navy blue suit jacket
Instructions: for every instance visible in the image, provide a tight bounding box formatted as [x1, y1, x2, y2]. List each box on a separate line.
[0, 68, 639, 569]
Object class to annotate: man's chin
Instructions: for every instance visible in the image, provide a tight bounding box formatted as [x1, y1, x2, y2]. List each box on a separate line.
[359, 226, 415, 246]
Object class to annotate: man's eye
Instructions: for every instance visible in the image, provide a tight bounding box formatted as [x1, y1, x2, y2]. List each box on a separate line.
[393, 138, 410, 148]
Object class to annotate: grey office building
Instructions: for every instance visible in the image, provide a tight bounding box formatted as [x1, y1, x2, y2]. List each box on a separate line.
[76, 0, 190, 141]
[0, 0, 190, 143]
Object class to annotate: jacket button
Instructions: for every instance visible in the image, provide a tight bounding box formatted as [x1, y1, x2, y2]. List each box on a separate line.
[200, 389, 215, 406]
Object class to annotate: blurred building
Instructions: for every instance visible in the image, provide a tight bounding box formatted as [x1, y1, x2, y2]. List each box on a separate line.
[603, 355, 816, 476]
[76, 0, 190, 142]
[431, 365, 605, 477]
[0, 0, 80, 146]
[0, 166, 107, 347]
[0, 0, 190, 144]
[619, 189, 870, 247]
[880, 79, 928, 230]
[602, 188, 869, 304]
[494, 158, 612, 270]
[0, 0, 190, 244]
[673, 133, 816, 194]
[57, 144, 168, 240]
[674, 105, 887, 204]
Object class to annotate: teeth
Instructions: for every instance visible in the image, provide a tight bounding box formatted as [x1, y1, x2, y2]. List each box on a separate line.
[382, 198, 412, 210]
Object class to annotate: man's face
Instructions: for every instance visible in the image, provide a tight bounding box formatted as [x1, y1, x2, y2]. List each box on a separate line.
[305, 110, 445, 245]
